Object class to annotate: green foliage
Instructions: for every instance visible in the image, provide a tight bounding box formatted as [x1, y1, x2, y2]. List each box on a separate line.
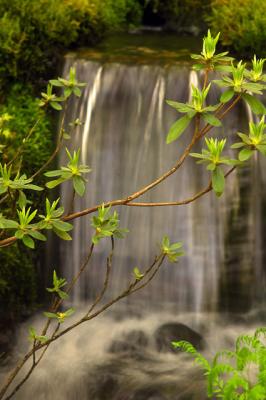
[38, 198, 73, 241]
[161, 236, 184, 262]
[0, 243, 37, 316]
[46, 270, 68, 300]
[0, 84, 53, 176]
[166, 31, 266, 198]
[207, 0, 266, 57]
[91, 205, 128, 244]
[190, 138, 238, 196]
[133, 267, 144, 280]
[173, 327, 266, 399]
[231, 117, 266, 161]
[0, 0, 142, 87]
[44, 307, 75, 323]
[45, 148, 91, 196]
[28, 327, 49, 344]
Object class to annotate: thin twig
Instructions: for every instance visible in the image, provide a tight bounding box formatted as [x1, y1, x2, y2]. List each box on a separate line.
[86, 236, 114, 316]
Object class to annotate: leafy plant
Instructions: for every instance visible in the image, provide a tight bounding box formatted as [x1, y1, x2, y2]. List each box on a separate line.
[173, 327, 266, 399]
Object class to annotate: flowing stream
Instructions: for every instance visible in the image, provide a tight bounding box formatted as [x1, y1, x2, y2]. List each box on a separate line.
[2, 35, 266, 400]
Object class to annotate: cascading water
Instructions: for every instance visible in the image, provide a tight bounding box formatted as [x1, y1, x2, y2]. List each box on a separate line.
[59, 56, 265, 313]
[2, 43, 266, 400]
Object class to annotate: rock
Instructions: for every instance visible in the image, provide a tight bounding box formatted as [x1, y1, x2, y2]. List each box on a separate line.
[130, 388, 166, 400]
[154, 322, 205, 353]
[109, 330, 149, 354]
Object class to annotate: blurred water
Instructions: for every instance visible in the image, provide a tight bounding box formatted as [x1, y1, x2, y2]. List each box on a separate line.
[58, 57, 266, 313]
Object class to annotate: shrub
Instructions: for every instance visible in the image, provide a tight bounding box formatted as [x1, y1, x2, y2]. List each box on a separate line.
[0, 84, 53, 317]
[206, 0, 266, 57]
[0, 0, 142, 87]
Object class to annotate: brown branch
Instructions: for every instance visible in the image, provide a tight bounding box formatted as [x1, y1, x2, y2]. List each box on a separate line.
[0, 250, 165, 400]
[86, 236, 114, 316]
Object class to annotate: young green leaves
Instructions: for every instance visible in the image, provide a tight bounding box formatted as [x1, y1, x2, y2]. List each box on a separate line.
[246, 56, 266, 82]
[161, 236, 184, 263]
[44, 308, 75, 323]
[28, 327, 48, 345]
[39, 84, 64, 111]
[190, 138, 238, 197]
[231, 117, 266, 161]
[46, 270, 68, 300]
[191, 30, 233, 71]
[0, 164, 43, 195]
[38, 198, 72, 241]
[166, 83, 220, 144]
[15, 207, 46, 248]
[215, 60, 265, 113]
[91, 205, 128, 244]
[50, 67, 86, 99]
[45, 148, 91, 196]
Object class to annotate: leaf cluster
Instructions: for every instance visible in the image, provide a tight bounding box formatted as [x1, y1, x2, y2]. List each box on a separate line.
[231, 117, 266, 161]
[190, 138, 239, 196]
[173, 327, 266, 399]
[46, 270, 68, 300]
[44, 308, 75, 323]
[45, 148, 91, 196]
[91, 204, 128, 244]
[161, 236, 184, 263]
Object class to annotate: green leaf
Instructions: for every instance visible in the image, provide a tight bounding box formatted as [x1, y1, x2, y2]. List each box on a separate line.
[46, 178, 66, 189]
[242, 94, 265, 115]
[50, 102, 62, 111]
[202, 113, 222, 127]
[239, 148, 253, 161]
[28, 230, 47, 241]
[212, 167, 225, 196]
[220, 89, 234, 103]
[53, 227, 72, 240]
[51, 220, 73, 232]
[166, 115, 192, 144]
[133, 267, 144, 280]
[73, 175, 85, 196]
[22, 235, 35, 249]
[43, 312, 58, 319]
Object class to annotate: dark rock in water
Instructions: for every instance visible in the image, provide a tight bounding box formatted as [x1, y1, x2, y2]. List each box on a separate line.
[154, 322, 205, 353]
[109, 330, 149, 354]
[130, 388, 166, 400]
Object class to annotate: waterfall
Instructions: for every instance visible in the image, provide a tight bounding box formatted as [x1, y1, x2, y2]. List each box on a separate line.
[58, 56, 265, 313]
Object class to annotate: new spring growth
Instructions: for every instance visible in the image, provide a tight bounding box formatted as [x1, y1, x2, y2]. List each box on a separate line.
[44, 308, 75, 323]
[249, 56, 266, 82]
[46, 270, 68, 300]
[231, 116, 266, 161]
[202, 30, 220, 60]
[91, 204, 128, 244]
[50, 67, 86, 99]
[190, 138, 239, 197]
[45, 148, 91, 196]
[161, 236, 184, 263]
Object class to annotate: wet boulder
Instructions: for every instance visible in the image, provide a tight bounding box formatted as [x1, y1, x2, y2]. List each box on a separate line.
[154, 322, 205, 353]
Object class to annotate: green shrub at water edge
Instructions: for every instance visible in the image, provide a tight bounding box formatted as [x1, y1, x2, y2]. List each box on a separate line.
[0, 84, 53, 317]
[206, 0, 266, 57]
[173, 328, 266, 399]
[0, 0, 142, 88]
